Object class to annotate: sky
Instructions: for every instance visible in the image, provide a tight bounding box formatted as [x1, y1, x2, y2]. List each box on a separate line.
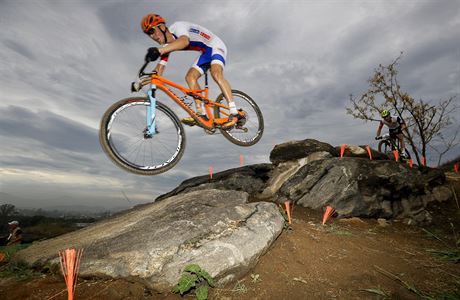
[1, 0, 459, 211]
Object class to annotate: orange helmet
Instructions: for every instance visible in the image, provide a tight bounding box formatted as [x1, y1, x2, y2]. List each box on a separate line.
[141, 14, 166, 33]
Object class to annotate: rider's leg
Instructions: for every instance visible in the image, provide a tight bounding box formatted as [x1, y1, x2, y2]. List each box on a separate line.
[210, 64, 238, 128]
[397, 133, 405, 153]
[210, 64, 237, 114]
[185, 68, 203, 115]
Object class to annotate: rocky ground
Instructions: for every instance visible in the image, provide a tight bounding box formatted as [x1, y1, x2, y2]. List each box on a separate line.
[1, 172, 459, 300]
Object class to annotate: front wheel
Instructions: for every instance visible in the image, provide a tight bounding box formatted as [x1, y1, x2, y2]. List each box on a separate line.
[378, 140, 393, 155]
[214, 90, 264, 146]
[99, 97, 186, 175]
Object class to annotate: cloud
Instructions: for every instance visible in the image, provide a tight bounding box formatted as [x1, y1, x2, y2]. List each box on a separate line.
[1, 0, 459, 209]
[0, 106, 99, 153]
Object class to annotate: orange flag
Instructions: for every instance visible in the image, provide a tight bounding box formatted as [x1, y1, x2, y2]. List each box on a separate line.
[340, 144, 346, 158]
[393, 150, 399, 162]
[284, 200, 293, 225]
[365, 145, 373, 160]
[59, 248, 83, 300]
[408, 159, 413, 168]
[322, 206, 336, 225]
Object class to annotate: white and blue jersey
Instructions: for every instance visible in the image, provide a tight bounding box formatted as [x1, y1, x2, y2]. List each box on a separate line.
[379, 115, 404, 135]
[159, 21, 227, 74]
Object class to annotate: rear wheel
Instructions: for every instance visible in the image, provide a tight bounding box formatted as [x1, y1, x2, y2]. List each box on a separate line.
[214, 90, 264, 146]
[99, 97, 186, 175]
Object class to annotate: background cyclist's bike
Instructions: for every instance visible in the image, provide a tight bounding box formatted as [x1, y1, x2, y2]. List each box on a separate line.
[376, 133, 411, 162]
[99, 61, 264, 175]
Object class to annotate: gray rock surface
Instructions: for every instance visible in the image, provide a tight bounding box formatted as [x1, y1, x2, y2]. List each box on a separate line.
[259, 151, 333, 200]
[269, 139, 338, 164]
[14, 189, 284, 292]
[334, 144, 389, 160]
[277, 157, 449, 222]
[157, 139, 452, 223]
[156, 164, 273, 202]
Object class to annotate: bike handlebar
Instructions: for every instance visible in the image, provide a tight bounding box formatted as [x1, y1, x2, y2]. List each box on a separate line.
[131, 60, 158, 92]
[138, 60, 155, 77]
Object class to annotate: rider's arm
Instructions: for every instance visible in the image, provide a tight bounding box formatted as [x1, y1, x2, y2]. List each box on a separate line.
[158, 36, 190, 55]
[155, 64, 166, 76]
[376, 121, 384, 137]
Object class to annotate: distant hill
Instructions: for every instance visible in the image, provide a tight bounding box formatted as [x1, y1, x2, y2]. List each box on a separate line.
[0, 192, 130, 216]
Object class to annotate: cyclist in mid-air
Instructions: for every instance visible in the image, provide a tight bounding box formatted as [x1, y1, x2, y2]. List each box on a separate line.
[140, 13, 239, 129]
[376, 110, 407, 157]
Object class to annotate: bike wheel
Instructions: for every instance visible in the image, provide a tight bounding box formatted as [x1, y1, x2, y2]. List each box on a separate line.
[99, 97, 186, 175]
[378, 140, 393, 155]
[214, 90, 264, 146]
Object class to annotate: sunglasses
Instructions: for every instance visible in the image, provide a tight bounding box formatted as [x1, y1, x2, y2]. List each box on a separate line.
[145, 25, 159, 35]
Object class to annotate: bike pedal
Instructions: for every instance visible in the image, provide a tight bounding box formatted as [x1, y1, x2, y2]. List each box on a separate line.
[236, 126, 248, 132]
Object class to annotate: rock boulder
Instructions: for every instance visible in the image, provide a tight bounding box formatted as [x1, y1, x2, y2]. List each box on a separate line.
[14, 189, 284, 292]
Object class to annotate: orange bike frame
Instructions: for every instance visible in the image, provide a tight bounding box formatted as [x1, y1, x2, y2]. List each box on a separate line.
[150, 75, 230, 130]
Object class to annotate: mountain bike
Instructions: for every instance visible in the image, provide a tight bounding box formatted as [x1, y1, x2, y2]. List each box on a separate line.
[376, 133, 411, 162]
[99, 60, 264, 175]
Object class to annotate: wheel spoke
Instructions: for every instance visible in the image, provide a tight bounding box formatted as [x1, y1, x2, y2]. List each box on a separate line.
[215, 90, 264, 146]
[100, 99, 185, 174]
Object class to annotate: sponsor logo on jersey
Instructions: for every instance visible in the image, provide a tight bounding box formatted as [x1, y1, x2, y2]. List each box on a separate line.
[200, 32, 211, 40]
[189, 27, 211, 40]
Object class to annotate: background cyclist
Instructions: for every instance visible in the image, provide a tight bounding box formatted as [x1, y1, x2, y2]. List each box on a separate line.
[376, 110, 407, 157]
[140, 13, 239, 129]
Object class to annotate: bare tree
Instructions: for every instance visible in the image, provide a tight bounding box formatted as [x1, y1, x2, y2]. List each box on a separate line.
[346, 53, 459, 166]
[429, 126, 460, 166]
[0, 203, 18, 224]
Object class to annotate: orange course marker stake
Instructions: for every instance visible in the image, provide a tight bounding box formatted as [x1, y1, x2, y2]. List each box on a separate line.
[59, 248, 83, 300]
[365, 145, 373, 160]
[284, 200, 293, 225]
[240, 154, 244, 167]
[322, 206, 336, 225]
[340, 144, 346, 158]
[209, 166, 213, 180]
[393, 150, 399, 162]
[454, 163, 459, 173]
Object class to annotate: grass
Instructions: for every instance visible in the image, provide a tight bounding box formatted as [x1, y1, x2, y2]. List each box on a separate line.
[374, 265, 460, 300]
[0, 244, 30, 261]
[426, 249, 460, 263]
[431, 283, 460, 300]
[326, 225, 353, 236]
[358, 287, 390, 298]
[422, 228, 460, 263]
[231, 280, 248, 294]
[0, 244, 59, 281]
[0, 260, 41, 281]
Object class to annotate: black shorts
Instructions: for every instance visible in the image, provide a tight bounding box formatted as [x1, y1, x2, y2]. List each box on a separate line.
[389, 126, 402, 137]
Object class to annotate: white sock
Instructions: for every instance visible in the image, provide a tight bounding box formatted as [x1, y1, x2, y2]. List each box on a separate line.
[229, 102, 238, 115]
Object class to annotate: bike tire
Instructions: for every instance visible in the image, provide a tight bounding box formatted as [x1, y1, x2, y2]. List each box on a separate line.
[214, 90, 264, 146]
[99, 97, 186, 175]
[378, 140, 393, 155]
